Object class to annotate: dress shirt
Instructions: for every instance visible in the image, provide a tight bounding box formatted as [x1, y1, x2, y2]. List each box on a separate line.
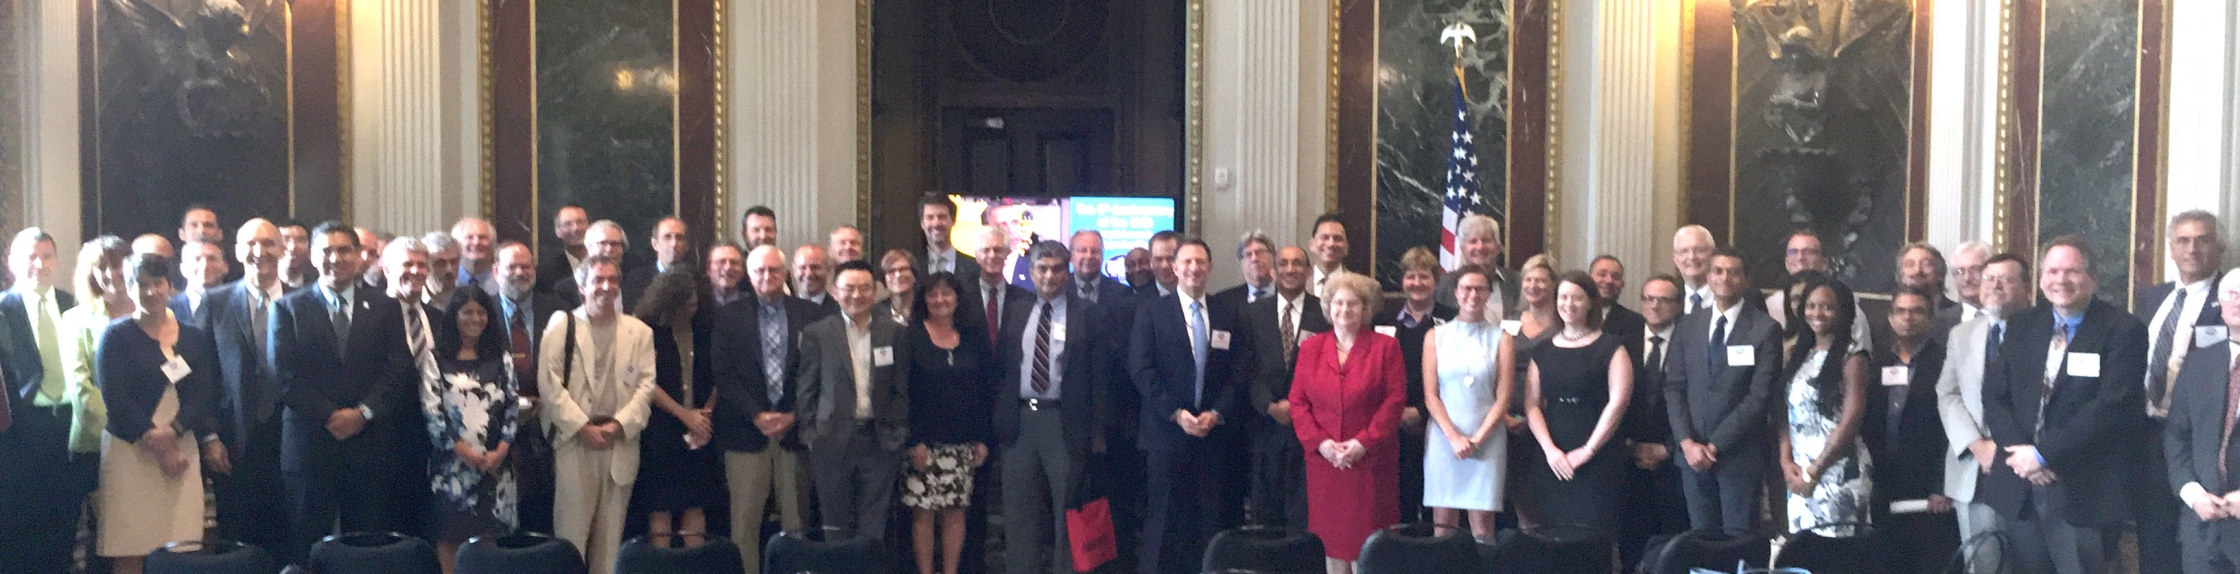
[842, 312, 874, 419]
[184, 287, 207, 316]
[1707, 297, 1745, 343]
[1311, 267, 1346, 299]
[1960, 302, 1985, 323]
[2148, 278, 2215, 413]
[1395, 304, 1435, 330]
[20, 286, 66, 405]
[1645, 323, 1675, 372]
[322, 285, 356, 322]
[980, 279, 1010, 321]
[758, 297, 791, 405]
[804, 292, 828, 306]
[1019, 295, 1067, 400]
[1686, 283, 1715, 314]
[1176, 290, 1212, 408]
[1277, 292, 1309, 343]
[927, 246, 961, 274]
[1246, 282, 1272, 305]
[2179, 340, 2240, 507]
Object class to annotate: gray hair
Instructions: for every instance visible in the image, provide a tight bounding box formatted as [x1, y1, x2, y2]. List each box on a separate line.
[746, 244, 788, 268]
[976, 225, 1010, 248]
[575, 254, 621, 286]
[2172, 210, 2223, 236]
[2219, 267, 2240, 300]
[587, 220, 629, 247]
[383, 236, 427, 261]
[1458, 214, 1501, 243]
[1027, 240, 1069, 264]
[1954, 240, 1992, 260]
[419, 232, 457, 253]
[1235, 230, 1275, 259]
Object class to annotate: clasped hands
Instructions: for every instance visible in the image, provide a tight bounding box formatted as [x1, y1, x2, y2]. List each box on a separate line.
[579, 420, 624, 450]
[753, 411, 797, 439]
[139, 425, 191, 477]
[1318, 439, 1367, 469]
[1442, 427, 1492, 460]
[1174, 409, 1222, 437]
[2190, 491, 2240, 522]
[452, 439, 511, 472]
[1680, 439, 1719, 472]
[2002, 444, 2058, 486]
[1542, 443, 1596, 481]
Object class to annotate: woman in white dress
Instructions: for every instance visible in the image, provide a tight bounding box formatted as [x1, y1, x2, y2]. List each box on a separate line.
[1778, 276, 1873, 537]
[1419, 265, 1514, 540]
[95, 254, 219, 573]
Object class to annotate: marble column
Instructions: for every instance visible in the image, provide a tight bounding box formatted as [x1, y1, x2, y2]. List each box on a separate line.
[350, 0, 478, 235]
[1199, 0, 1329, 288]
[0, 0, 22, 234]
[20, 0, 81, 268]
[727, 0, 856, 250]
[1924, 0, 2005, 251]
[1559, 0, 1663, 301]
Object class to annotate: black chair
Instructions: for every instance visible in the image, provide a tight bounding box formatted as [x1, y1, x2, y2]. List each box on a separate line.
[763, 527, 881, 574]
[1774, 523, 1880, 574]
[614, 533, 744, 574]
[146, 539, 277, 574]
[1488, 525, 1613, 573]
[456, 532, 584, 574]
[1201, 526, 1325, 574]
[307, 532, 440, 574]
[1637, 530, 1771, 574]
[1944, 530, 2010, 574]
[1356, 523, 1485, 574]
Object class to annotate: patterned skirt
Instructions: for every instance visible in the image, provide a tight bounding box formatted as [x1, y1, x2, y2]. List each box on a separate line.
[902, 442, 979, 510]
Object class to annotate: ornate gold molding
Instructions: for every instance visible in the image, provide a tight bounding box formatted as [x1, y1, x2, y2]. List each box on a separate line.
[1542, 0, 1562, 260]
[1677, 0, 1695, 231]
[1324, 0, 1341, 213]
[1992, 0, 2013, 253]
[713, 0, 732, 238]
[336, 0, 353, 223]
[855, 0, 871, 228]
[1185, 0, 1205, 234]
[477, 0, 494, 219]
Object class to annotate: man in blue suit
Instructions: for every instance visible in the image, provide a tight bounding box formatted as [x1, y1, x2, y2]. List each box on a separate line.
[202, 218, 300, 562]
[1130, 237, 1254, 574]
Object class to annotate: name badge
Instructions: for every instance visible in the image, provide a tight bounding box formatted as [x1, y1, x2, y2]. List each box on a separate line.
[1501, 320, 1522, 336]
[1374, 325, 1398, 337]
[1210, 330, 1232, 350]
[2198, 326, 2230, 347]
[160, 355, 192, 383]
[1725, 345, 1756, 367]
[1881, 366, 1910, 387]
[872, 346, 895, 367]
[1051, 324, 1067, 342]
[2065, 352, 2100, 378]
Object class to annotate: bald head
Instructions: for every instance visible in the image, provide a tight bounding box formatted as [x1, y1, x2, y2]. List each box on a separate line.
[133, 234, 176, 259]
[235, 218, 282, 284]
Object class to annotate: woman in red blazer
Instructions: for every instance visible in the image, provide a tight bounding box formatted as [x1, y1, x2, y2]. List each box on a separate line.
[1290, 273, 1407, 572]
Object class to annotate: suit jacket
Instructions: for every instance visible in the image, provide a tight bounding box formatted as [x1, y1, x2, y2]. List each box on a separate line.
[2162, 340, 2240, 551]
[1622, 322, 1677, 445]
[535, 249, 578, 301]
[1210, 283, 1272, 314]
[269, 285, 415, 472]
[1868, 340, 1950, 503]
[794, 313, 911, 452]
[2136, 276, 2224, 413]
[1244, 293, 1330, 453]
[1979, 299, 2147, 527]
[1129, 292, 1254, 452]
[1936, 314, 2002, 503]
[537, 309, 658, 485]
[202, 280, 295, 451]
[798, 294, 841, 323]
[1074, 275, 1135, 309]
[992, 293, 1107, 462]
[97, 318, 222, 444]
[708, 296, 821, 452]
[1662, 300, 1784, 455]
[169, 290, 215, 330]
[1604, 303, 1648, 362]
[0, 289, 77, 400]
[959, 279, 1031, 339]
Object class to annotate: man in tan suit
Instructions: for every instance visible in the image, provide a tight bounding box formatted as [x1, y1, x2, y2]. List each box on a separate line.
[541, 254, 657, 574]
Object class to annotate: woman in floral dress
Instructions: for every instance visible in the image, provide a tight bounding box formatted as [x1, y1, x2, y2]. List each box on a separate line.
[421, 285, 519, 572]
[1778, 277, 1873, 537]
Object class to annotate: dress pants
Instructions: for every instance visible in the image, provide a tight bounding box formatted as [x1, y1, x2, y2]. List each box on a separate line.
[513, 425, 557, 534]
[725, 446, 806, 573]
[810, 424, 902, 542]
[2007, 483, 2106, 574]
[554, 442, 635, 574]
[1617, 453, 1690, 568]
[1397, 426, 1428, 524]
[212, 416, 291, 564]
[2139, 419, 2184, 574]
[0, 404, 96, 574]
[1678, 444, 1767, 536]
[1955, 501, 2004, 572]
[2182, 521, 2240, 574]
[282, 424, 394, 566]
[1247, 440, 1309, 532]
[1142, 446, 1225, 574]
[1003, 408, 1076, 574]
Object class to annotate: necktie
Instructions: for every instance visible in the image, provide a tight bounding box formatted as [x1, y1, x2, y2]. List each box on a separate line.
[1709, 315, 1728, 366]
[985, 287, 1001, 344]
[405, 304, 426, 359]
[2221, 356, 2240, 483]
[1032, 301, 1053, 396]
[1689, 292, 1704, 313]
[1, 356, 13, 432]
[1080, 282, 1096, 303]
[30, 293, 62, 402]
[1250, 287, 1265, 304]
[330, 293, 352, 356]
[1648, 335, 1665, 373]
[1190, 300, 1208, 407]
[2149, 290, 2188, 409]
[763, 306, 787, 406]
[1986, 322, 2004, 368]
[510, 307, 536, 397]
[1280, 300, 1297, 368]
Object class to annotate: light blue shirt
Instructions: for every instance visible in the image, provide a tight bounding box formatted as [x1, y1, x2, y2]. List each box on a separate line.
[1018, 295, 1068, 400]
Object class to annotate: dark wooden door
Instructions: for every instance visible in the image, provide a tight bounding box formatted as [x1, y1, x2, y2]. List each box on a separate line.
[942, 107, 1116, 198]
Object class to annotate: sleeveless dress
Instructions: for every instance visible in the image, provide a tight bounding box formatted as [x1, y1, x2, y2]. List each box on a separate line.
[1785, 349, 1873, 536]
[1421, 320, 1508, 512]
[1525, 334, 1625, 535]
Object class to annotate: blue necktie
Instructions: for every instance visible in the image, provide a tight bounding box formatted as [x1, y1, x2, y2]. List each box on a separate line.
[763, 304, 787, 405]
[1986, 322, 2004, 367]
[1190, 300, 1208, 408]
[1709, 315, 1729, 366]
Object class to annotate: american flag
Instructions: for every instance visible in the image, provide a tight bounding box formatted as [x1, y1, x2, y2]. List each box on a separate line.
[1438, 76, 1480, 271]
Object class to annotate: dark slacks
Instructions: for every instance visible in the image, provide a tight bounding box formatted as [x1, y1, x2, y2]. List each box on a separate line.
[383, 408, 431, 539]
[810, 424, 902, 542]
[283, 420, 395, 564]
[1002, 408, 1076, 574]
[1679, 443, 1766, 536]
[2006, 483, 2107, 574]
[1143, 446, 1226, 574]
[1398, 425, 1427, 523]
[2138, 418, 2184, 574]
[513, 424, 557, 534]
[1247, 440, 1309, 532]
[1618, 452, 1690, 568]
[0, 404, 96, 574]
[2182, 520, 2240, 574]
[213, 416, 292, 563]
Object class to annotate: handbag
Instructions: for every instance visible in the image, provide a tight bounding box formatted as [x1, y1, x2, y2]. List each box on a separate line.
[1064, 453, 1117, 571]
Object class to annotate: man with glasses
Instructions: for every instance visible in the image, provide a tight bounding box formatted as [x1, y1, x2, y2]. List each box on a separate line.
[1617, 274, 1693, 566]
[1937, 251, 2031, 570]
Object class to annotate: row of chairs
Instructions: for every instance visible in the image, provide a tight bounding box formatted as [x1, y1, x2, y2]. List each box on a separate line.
[1205, 521, 2004, 574]
[141, 527, 881, 574]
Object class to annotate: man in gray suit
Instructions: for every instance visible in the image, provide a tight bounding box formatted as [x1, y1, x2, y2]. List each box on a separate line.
[2164, 270, 2240, 574]
[795, 259, 911, 541]
[996, 241, 1108, 574]
[1938, 252, 2032, 570]
[1663, 248, 1784, 535]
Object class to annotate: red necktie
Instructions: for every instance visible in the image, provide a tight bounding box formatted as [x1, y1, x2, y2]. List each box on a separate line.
[512, 311, 538, 398]
[2220, 355, 2240, 483]
[985, 288, 1000, 344]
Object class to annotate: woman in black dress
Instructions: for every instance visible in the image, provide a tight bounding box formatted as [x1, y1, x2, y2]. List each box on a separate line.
[421, 285, 519, 573]
[902, 271, 994, 574]
[1523, 271, 1634, 536]
[630, 270, 722, 548]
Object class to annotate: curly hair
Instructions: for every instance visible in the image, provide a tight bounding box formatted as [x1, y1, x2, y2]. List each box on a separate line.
[631, 269, 702, 326]
[1781, 275, 1858, 419]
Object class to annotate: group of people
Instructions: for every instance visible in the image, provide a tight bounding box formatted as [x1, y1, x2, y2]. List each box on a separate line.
[2, 195, 2237, 574]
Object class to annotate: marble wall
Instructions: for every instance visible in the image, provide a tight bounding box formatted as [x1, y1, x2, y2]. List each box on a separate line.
[0, 0, 20, 242]
[535, 0, 676, 264]
[1373, 0, 1509, 289]
[2035, 0, 2139, 300]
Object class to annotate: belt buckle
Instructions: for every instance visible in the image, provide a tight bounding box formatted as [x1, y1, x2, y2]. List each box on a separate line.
[1025, 398, 1048, 411]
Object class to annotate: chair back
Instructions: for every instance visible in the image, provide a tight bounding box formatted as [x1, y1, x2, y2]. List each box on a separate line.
[1488, 525, 1613, 573]
[456, 532, 584, 574]
[1639, 530, 1771, 574]
[1355, 523, 1485, 574]
[308, 532, 440, 574]
[146, 539, 277, 574]
[763, 527, 881, 574]
[1773, 523, 1880, 573]
[1201, 526, 1325, 574]
[614, 533, 744, 574]
[1944, 530, 2010, 574]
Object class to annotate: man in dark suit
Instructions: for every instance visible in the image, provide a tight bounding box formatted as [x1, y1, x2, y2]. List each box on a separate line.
[1664, 248, 1783, 535]
[1981, 236, 2148, 574]
[1069, 230, 1146, 559]
[1869, 288, 1960, 573]
[796, 259, 911, 542]
[996, 241, 1109, 574]
[537, 204, 591, 298]
[622, 216, 692, 307]
[709, 244, 816, 568]
[171, 239, 231, 327]
[1593, 255, 1648, 360]
[2161, 271, 2240, 574]
[270, 221, 416, 564]
[919, 194, 982, 280]
[201, 218, 298, 562]
[2137, 211, 2227, 574]
[494, 241, 566, 533]
[1243, 245, 1328, 531]
[1211, 232, 1278, 310]
[1618, 274, 1691, 567]
[376, 236, 443, 539]
[1134, 231, 1181, 299]
[961, 226, 1032, 344]
[1130, 237, 1255, 574]
[792, 244, 841, 321]
[0, 227, 87, 573]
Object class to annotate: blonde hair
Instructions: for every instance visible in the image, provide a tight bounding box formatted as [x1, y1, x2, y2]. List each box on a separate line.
[1400, 246, 1441, 276]
[1322, 272, 1383, 320]
[1520, 254, 1558, 278]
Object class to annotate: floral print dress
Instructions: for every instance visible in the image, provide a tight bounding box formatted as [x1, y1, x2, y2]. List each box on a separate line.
[1784, 349, 1873, 537]
[422, 355, 520, 540]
